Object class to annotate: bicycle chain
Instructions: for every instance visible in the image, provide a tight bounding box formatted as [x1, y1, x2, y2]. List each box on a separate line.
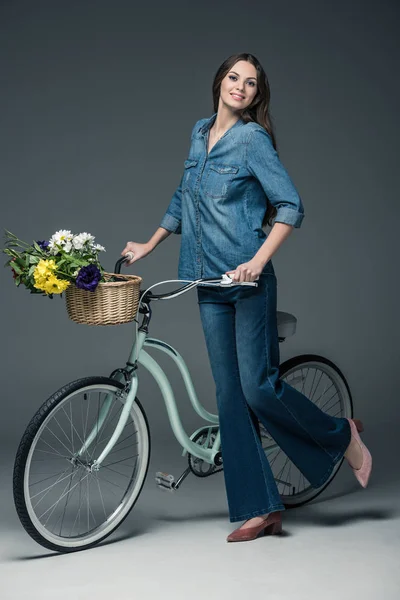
[188, 457, 223, 477]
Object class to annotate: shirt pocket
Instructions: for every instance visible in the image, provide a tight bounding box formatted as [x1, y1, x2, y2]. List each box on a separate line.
[204, 163, 239, 200]
[182, 158, 198, 193]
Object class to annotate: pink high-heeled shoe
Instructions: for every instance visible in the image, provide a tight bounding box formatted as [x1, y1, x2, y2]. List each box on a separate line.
[226, 511, 282, 542]
[346, 418, 372, 488]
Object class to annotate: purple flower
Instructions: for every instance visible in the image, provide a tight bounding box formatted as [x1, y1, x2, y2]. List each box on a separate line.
[36, 240, 50, 251]
[75, 264, 101, 292]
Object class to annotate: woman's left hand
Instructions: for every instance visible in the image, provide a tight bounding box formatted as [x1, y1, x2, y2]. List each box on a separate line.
[225, 259, 264, 283]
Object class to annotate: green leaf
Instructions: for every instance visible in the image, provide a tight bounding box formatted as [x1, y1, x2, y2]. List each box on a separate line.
[12, 263, 23, 275]
[3, 248, 19, 259]
[32, 241, 43, 253]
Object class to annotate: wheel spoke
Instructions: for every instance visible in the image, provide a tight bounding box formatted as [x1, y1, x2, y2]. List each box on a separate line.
[52, 414, 74, 452]
[29, 471, 69, 488]
[54, 467, 81, 535]
[70, 477, 87, 537]
[36, 437, 69, 458]
[103, 454, 138, 468]
[107, 441, 139, 456]
[102, 464, 131, 478]
[31, 466, 74, 503]
[99, 430, 138, 452]
[319, 392, 339, 412]
[61, 404, 86, 450]
[43, 424, 73, 456]
[94, 473, 122, 498]
[39, 471, 89, 522]
[96, 472, 126, 491]
[94, 473, 107, 520]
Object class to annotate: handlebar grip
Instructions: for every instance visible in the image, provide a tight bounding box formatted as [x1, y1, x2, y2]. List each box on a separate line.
[220, 273, 259, 287]
[114, 251, 135, 274]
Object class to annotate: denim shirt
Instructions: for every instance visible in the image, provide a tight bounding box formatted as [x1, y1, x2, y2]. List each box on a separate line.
[159, 112, 305, 280]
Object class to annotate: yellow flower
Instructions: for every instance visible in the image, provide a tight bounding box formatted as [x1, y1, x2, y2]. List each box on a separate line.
[33, 274, 47, 289]
[33, 260, 69, 295]
[41, 275, 70, 295]
[35, 259, 56, 278]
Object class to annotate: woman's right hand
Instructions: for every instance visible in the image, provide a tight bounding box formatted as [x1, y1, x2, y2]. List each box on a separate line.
[121, 242, 152, 266]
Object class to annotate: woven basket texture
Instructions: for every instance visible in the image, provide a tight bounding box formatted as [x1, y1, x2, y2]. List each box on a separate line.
[65, 272, 142, 326]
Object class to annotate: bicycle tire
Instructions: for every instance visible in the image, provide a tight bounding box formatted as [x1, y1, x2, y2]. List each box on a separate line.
[13, 376, 151, 553]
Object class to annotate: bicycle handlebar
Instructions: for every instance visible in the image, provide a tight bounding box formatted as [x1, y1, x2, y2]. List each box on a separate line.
[114, 252, 258, 300]
[114, 253, 133, 275]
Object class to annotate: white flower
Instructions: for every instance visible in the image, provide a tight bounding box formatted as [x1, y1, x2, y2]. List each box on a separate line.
[50, 230, 73, 246]
[72, 235, 85, 251]
[73, 232, 95, 251]
[46, 230, 103, 258]
[80, 232, 95, 244]
[48, 230, 73, 254]
[72, 268, 80, 277]
[47, 242, 58, 255]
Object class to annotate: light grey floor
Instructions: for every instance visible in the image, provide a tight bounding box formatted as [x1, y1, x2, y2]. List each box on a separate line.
[1, 446, 399, 600]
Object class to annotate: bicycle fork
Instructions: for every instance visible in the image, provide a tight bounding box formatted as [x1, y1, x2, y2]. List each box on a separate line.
[74, 375, 138, 471]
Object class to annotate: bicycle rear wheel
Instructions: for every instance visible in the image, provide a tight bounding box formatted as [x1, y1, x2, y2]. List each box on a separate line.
[13, 376, 151, 553]
[260, 354, 353, 508]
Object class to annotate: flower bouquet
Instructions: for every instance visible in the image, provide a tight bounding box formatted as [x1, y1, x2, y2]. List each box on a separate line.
[3, 229, 142, 325]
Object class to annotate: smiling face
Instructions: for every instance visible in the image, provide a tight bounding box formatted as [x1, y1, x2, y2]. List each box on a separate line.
[219, 60, 258, 113]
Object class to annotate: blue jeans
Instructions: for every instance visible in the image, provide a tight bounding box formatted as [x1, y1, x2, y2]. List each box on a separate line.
[196, 272, 351, 523]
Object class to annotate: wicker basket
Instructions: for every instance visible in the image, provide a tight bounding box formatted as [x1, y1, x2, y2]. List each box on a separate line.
[65, 272, 142, 326]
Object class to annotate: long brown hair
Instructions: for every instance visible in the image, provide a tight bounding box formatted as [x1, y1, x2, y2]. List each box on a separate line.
[211, 53, 278, 228]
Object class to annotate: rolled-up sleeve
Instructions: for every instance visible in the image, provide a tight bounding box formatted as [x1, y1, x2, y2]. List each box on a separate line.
[159, 120, 201, 235]
[246, 128, 305, 228]
[159, 174, 183, 234]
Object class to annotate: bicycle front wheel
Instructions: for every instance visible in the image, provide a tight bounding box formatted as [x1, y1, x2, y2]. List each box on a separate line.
[13, 376, 151, 553]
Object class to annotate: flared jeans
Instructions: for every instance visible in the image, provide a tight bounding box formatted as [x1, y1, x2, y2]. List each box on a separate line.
[196, 272, 351, 523]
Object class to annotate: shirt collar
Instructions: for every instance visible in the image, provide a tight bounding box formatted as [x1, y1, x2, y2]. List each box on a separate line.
[198, 112, 244, 135]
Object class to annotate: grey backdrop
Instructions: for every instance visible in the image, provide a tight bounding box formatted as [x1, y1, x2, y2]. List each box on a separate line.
[0, 0, 399, 580]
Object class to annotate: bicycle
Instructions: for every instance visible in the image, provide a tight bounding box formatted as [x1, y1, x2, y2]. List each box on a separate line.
[13, 253, 354, 553]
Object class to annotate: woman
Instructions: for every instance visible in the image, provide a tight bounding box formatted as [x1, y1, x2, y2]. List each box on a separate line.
[121, 52, 372, 543]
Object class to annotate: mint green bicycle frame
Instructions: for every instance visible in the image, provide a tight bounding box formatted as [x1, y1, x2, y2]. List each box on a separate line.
[76, 322, 280, 473]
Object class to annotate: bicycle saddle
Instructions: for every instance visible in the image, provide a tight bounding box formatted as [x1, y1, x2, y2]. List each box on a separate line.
[276, 311, 297, 338]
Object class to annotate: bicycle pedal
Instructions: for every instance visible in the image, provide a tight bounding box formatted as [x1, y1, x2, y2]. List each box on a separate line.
[155, 471, 176, 493]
